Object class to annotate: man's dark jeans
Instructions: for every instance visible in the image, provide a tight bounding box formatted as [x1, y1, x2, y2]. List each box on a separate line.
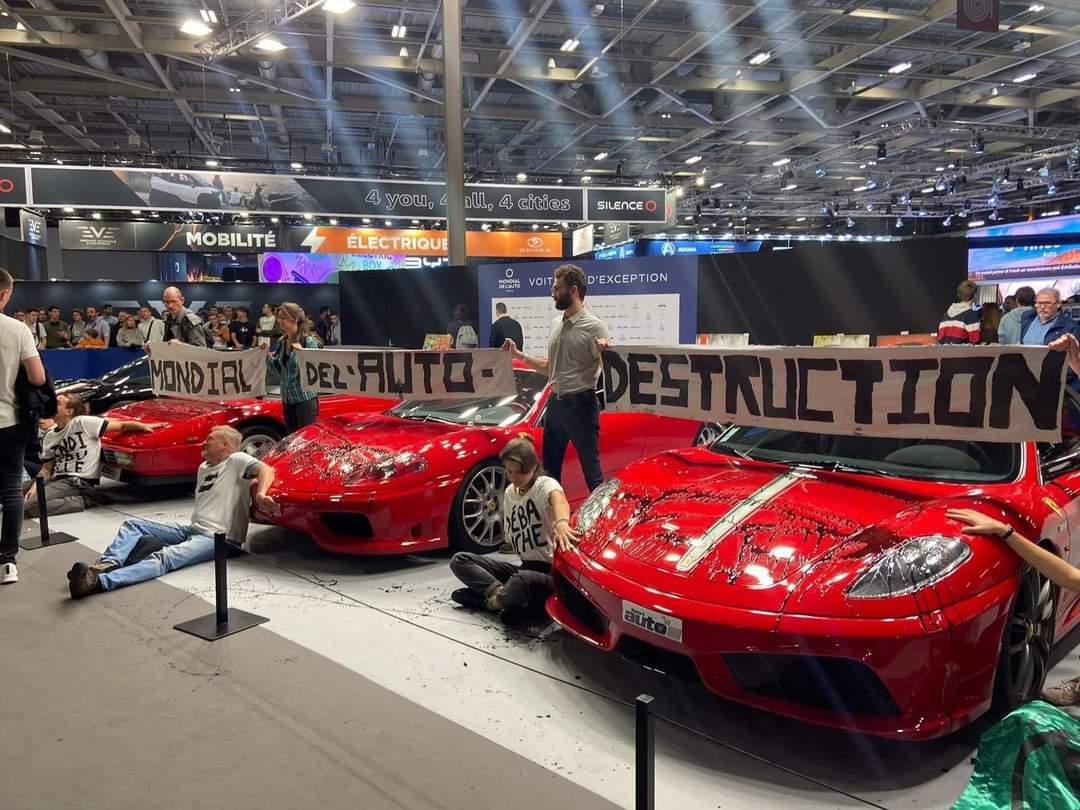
[542, 390, 603, 491]
[0, 425, 27, 564]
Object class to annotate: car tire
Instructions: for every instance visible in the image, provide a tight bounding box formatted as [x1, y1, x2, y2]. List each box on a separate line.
[449, 460, 507, 554]
[693, 422, 724, 447]
[992, 562, 1056, 713]
[238, 424, 283, 459]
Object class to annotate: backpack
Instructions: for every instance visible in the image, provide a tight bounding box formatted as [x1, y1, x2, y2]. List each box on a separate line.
[455, 323, 479, 349]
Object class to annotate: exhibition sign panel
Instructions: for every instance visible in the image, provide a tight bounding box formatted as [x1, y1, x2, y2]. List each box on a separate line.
[148, 343, 266, 401]
[20, 164, 666, 223]
[259, 252, 449, 283]
[296, 227, 562, 257]
[600, 344, 1067, 443]
[478, 256, 698, 355]
[297, 347, 517, 400]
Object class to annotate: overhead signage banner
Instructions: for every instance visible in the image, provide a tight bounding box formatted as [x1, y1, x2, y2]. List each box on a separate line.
[644, 239, 764, 256]
[600, 344, 1066, 443]
[478, 256, 698, 355]
[60, 220, 279, 252]
[19, 209, 45, 246]
[259, 252, 450, 283]
[148, 342, 266, 401]
[297, 227, 561, 257]
[0, 165, 27, 206]
[297, 347, 517, 400]
[17, 164, 666, 223]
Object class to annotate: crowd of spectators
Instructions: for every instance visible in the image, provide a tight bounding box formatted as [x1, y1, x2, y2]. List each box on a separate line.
[937, 281, 1080, 350]
[9, 300, 342, 353]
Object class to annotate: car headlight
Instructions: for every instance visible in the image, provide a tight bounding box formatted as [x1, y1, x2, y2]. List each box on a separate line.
[575, 478, 620, 533]
[847, 535, 971, 599]
[347, 451, 427, 483]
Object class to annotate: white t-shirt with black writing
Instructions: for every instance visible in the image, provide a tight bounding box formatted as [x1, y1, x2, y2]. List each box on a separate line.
[502, 475, 563, 565]
[42, 415, 108, 481]
[190, 451, 261, 540]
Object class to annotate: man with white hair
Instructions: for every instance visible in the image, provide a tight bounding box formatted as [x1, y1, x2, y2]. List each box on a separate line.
[66, 425, 279, 598]
[1020, 287, 1080, 347]
[160, 285, 207, 347]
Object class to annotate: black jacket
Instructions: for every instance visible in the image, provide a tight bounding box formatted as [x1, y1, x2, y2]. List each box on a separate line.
[489, 316, 524, 350]
[15, 364, 57, 460]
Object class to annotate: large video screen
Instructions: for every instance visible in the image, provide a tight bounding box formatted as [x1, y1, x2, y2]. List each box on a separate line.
[258, 252, 449, 283]
[968, 212, 1080, 281]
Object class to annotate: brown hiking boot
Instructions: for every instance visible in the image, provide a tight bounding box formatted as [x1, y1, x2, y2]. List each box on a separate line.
[67, 563, 103, 600]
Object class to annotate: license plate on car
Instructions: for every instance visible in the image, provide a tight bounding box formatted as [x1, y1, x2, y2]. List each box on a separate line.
[622, 600, 683, 643]
[100, 464, 122, 481]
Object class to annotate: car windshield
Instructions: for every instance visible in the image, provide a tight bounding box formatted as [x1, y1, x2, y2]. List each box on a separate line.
[388, 370, 547, 427]
[706, 425, 1019, 483]
[99, 357, 150, 385]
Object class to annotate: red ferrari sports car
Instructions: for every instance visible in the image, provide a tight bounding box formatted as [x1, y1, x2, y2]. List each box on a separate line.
[99, 390, 388, 485]
[548, 401, 1080, 741]
[256, 367, 709, 555]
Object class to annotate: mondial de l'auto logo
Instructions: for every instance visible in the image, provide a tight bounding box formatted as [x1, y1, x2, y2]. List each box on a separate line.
[184, 230, 278, 249]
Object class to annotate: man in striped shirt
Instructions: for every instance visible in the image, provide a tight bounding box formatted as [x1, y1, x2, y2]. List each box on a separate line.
[937, 279, 982, 344]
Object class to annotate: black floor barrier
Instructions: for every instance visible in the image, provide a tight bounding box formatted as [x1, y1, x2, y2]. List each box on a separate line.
[20, 475, 78, 551]
[174, 532, 269, 641]
[636, 694, 655, 810]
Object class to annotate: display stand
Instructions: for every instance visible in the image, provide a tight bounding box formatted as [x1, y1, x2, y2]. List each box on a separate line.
[635, 694, 655, 810]
[20, 476, 78, 550]
[174, 533, 268, 641]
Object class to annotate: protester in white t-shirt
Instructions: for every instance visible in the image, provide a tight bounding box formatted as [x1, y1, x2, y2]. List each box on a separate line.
[24, 393, 162, 518]
[0, 268, 47, 586]
[449, 436, 578, 626]
[66, 425, 280, 598]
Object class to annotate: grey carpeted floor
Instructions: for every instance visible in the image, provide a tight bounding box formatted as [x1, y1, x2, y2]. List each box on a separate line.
[0, 542, 623, 810]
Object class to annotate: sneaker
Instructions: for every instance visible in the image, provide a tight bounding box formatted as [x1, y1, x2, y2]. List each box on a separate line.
[0, 563, 17, 584]
[1042, 674, 1080, 707]
[67, 562, 102, 600]
[450, 588, 485, 609]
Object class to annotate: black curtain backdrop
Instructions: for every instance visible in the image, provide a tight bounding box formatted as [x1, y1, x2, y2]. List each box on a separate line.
[340, 265, 477, 347]
[697, 238, 968, 345]
[7, 281, 339, 325]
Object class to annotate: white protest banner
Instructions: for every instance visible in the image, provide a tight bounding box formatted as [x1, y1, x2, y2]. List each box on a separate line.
[296, 347, 518, 400]
[148, 342, 266, 401]
[600, 344, 1068, 443]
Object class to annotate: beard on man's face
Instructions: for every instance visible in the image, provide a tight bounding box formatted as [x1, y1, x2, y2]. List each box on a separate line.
[553, 289, 573, 310]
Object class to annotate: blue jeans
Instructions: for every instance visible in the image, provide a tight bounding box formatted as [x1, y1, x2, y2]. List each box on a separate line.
[98, 517, 214, 592]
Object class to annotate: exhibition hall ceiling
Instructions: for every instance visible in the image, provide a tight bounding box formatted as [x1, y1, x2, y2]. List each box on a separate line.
[0, 0, 1079, 229]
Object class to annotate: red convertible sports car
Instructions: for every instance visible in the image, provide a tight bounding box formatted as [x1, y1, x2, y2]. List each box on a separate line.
[256, 367, 709, 555]
[99, 390, 388, 485]
[547, 403, 1080, 741]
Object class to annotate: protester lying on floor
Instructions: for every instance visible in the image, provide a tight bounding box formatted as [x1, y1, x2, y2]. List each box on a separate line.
[450, 436, 579, 626]
[25, 393, 163, 518]
[67, 425, 279, 599]
[946, 508, 1080, 707]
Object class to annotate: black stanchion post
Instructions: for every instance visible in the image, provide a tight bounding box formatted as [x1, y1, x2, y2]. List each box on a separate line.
[174, 532, 269, 641]
[20, 475, 78, 550]
[635, 694, 655, 810]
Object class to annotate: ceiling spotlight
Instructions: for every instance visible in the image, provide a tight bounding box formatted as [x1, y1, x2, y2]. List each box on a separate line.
[1014, 72, 1038, 83]
[888, 62, 912, 75]
[973, 133, 985, 154]
[179, 19, 213, 37]
[91, 212, 102, 220]
[560, 38, 580, 52]
[547, 57, 556, 70]
[1028, 2, 1045, 10]
[989, 209, 1000, 222]
[660, 112, 671, 119]
[290, 162, 303, 170]
[594, 152, 608, 161]
[329, 218, 338, 225]
[205, 159, 218, 167]
[782, 183, 797, 191]
[0, 123, 10, 135]
[846, 217, 856, 229]
[199, 8, 218, 23]
[815, 166, 827, 178]
[255, 36, 287, 52]
[695, 176, 706, 187]
[362, 217, 371, 224]
[303, 213, 313, 220]
[772, 157, 791, 167]
[1048, 183, 1058, 195]
[61, 206, 74, 214]
[581, 175, 592, 183]
[228, 87, 242, 93]
[391, 24, 407, 38]
[130, 208, 142, 215]
[877, 142, 887, 160]
[685, 155, 702, 165]
[943, 214, 953, 227]
[385, 219, 394, 227]
[150, 211, 159, 218]
[748, 51, 772, 66]
[516, 172, 527, 182]
[270, 216, 280, 224]
[323, 0, 357, 12]
[865, 178, 878, 190]
[399, 46, 409, 57]
[895, 216, 903, 229]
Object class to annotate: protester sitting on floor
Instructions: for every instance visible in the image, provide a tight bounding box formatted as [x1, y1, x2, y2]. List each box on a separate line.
[449, 436, 578, 626]
[67, 425, 279, 599]
[945, 509, 1080, 707]
[25, 393, 162, 518]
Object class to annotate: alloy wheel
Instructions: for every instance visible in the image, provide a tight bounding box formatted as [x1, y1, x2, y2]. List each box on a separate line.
[1006, 565, 1055, 704]
[460, 465, 508, 549]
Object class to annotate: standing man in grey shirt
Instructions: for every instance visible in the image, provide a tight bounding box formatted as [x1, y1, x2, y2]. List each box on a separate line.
[504, 264, 609, 491]
[161, 286, 208, 347]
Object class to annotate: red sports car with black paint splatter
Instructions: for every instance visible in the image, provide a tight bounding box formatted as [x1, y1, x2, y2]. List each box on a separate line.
[547, 400, 1080, 741]
[99, 383, 389, 486]
[255, 367, 711, 555]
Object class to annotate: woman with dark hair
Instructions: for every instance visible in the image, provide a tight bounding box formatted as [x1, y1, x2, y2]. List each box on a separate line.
[449, 436, 578, 626]
[25, 393, 161, 517]
[266, 302, 320, 433]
